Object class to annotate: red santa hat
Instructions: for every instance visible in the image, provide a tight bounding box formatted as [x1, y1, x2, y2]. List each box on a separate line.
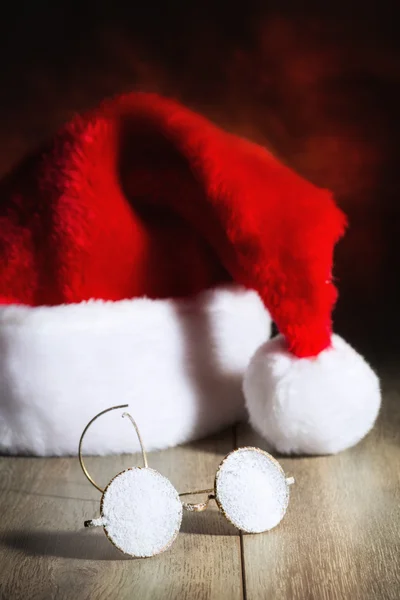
[0, 92, 380, 456]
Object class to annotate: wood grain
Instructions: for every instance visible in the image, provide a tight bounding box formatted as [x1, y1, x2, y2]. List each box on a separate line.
[238, 361, 400, 600]
[0, 365, 399, 599]
[0, 429, 242, 600]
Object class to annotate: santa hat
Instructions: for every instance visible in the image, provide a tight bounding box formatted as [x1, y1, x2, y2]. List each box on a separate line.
[0, 92, 380, 456]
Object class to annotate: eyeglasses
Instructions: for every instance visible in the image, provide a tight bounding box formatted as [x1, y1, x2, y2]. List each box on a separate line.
[79, 405, 294, 558]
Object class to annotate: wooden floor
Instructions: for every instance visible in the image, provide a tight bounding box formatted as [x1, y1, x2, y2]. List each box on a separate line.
[0, 361, 399, 600]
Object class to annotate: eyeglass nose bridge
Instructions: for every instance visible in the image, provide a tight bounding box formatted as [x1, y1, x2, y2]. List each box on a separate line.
[78, 404, 148, 493]
[179, 489, 215, 512]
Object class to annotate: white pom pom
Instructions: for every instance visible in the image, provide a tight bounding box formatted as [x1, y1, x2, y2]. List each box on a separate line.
[243, 334, 381, 455]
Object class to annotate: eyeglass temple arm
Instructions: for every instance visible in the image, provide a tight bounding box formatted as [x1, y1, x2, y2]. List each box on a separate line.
[78, 404, 148, 494]
[179, 488, 214, 497]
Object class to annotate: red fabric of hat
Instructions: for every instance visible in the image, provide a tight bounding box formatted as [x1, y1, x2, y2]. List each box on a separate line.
[0, 93, 380, 457]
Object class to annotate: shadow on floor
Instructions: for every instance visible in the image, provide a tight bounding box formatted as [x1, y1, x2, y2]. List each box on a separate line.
[1, 509, 239, 562]
[181, 508, 238, 536]
[1, 529, 131, 561]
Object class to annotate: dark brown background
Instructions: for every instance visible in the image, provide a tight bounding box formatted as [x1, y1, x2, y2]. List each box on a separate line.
[1, 2, 398, 359]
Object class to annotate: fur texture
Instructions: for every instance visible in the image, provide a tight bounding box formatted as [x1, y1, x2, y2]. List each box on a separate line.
[0, 92, 380, 458]
[243, 334, 381, 455]
[0, 92, 346, 358]
[0, 286, 271, 455]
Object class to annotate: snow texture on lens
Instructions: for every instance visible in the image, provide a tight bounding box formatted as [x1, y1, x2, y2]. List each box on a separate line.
[215, 448, 289, 533]
[100, 468, 182, 557]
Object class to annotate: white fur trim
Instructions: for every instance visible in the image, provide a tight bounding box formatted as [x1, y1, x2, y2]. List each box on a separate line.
[243, 334, 381, 455]
[0, 286, 271, 456]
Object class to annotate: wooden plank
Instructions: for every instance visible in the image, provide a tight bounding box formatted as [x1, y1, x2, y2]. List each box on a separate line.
[0, 428, 243, 600]
[238, 363, 400, 600]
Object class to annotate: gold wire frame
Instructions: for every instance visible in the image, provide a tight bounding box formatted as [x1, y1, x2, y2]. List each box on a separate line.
[213, 446, 293, 530]
[78, 404, 148, 493]
[99, 466, 182, 558]
[79, 405, 183, 557]
[78, 408, 294, 525]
